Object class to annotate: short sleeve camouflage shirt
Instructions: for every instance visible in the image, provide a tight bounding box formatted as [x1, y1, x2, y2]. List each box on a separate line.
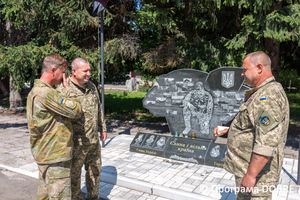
[27, 79, 82, 164]
[224, 76, 289, 185]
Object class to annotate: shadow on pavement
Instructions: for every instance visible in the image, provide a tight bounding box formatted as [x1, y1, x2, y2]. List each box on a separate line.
[0, 123, 27, 129]
[82, 166, 117, 200]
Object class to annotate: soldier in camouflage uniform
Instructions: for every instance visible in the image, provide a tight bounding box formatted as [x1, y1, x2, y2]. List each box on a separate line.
[57, 58, 107, 200]
[214, 51, 289, 200]
[27, 53, 82, 200]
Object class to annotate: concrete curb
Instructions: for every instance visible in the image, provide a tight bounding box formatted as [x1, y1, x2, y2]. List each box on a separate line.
[100, 172, 216, 200]
[0, 164, 38, 179]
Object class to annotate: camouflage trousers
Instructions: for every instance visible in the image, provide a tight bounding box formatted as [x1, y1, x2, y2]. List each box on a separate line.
[235, 176, 273, 200]
[37, 160, 71, 200]
[71, 141, 102, 200]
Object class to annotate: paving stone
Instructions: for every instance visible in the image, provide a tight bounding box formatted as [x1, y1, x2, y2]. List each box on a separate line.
[170, 181, 182, 189]
[204, 176, 214, 182]
[163, 180, 175, 187]
[191, 179, 203, 186]
[179, 183, 197, 192]
[1, 115, 299, 200]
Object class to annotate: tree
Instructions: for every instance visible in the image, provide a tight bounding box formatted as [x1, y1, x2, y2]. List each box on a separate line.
[224, 0, 300, 80]
[135, 0, 242, 75]
[0, 0, 140, 98]
[133, 0, 300, 88]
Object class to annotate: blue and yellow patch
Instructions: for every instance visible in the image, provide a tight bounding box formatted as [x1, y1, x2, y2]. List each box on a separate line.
[260, 98, 267, 102]
[260, 116, 270, 126]
[61, 99, 66, 104]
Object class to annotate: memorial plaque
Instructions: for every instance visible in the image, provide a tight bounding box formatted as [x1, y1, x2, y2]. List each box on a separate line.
[164, 137, 211, 164]
[152, 135, 168, 150]
[204, 143, 227, 168]
[143, 68, 249, 140]
[130, 132, 147, 147]
[130, 133, 165, 157]
[130, 133, 227, 167]
[141, 134, 158, 148]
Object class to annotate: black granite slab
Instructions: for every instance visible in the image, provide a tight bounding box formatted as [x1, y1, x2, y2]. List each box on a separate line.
[130, 133, 227, 167]
[142, 68, 249, 141]
[164, 137, 211, 164]
[204, 143, 227, 168]
[130, 133, 166, 157]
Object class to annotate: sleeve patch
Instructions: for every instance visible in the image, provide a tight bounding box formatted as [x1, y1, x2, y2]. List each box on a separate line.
[61, 99, 66, 104]
[65, 100, 76, 109]
[260, 116, 270, 126]
[258, 110, 277, 133]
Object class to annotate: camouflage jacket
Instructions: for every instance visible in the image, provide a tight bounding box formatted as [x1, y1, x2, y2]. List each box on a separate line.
[57, 77, 107, 145]
[27, 79, 82, 164]
[224, 76, 289, 184]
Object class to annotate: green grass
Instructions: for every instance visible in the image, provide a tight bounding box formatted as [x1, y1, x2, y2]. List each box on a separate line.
[104, 90, 166, 123]
[286, 93, 300, 126]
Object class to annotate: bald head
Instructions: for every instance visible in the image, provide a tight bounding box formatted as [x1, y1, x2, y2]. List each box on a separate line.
[71, 58, 91, 86]
[242, 51, 273, 87]
[71, 58, 89, 70]
[244, 51, 272, 73]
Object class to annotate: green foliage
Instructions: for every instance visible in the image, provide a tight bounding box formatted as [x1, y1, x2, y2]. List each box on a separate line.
[0, 44, 101, 89]
[286, 93, 300, 104]
[1, 0, 300, 91]
[0, 0, 139, 89]
[286, 93, 300, 126]
[264, 4, 300, 45]
[138, 83, 152, 92]
[279, 69, 300, 93]
[223, 1, 300, 50]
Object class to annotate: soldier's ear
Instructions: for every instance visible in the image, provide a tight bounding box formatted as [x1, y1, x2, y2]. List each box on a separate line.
[51, 67, 56, 77]
[72, 68, 76, 75]
[256, 64, 263, 74]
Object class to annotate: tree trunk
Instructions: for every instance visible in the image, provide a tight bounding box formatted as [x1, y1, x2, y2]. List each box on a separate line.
[264, 3, 282, 81]
[183, 0, 193, 42]
[6, 20, 23, 109]
[9, 76, 23, 109]
[0, 77, 9, 94]
[264, 38, 280, 80]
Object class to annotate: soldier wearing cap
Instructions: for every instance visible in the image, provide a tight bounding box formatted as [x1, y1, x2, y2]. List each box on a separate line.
[27, 53, 82, 200]
[57, 58, 107, 200]
[214, 51, 289, 199]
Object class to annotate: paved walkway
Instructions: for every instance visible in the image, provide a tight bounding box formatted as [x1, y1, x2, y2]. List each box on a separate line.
[0, 114, 299, 200]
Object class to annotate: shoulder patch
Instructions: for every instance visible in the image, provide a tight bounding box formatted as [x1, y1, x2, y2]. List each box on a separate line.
[258, 110, 278, 132]
[260, 116, 270, 126]
[65, 100, 76, 109]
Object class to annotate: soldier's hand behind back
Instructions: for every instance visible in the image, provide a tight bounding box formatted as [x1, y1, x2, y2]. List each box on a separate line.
[100, 132, 107, 141]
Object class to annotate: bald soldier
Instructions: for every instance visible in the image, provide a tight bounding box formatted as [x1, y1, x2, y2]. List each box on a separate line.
[214, 51, 289, 199]
[27, 53, 82, 199]
[57, 58, 107, 200]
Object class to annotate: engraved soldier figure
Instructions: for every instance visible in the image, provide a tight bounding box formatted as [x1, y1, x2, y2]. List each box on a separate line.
[27, 54, 82, 200]
[57, 58, 107, 200]
[214, 51, 289, 199]
[182, 81, 213, 137]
